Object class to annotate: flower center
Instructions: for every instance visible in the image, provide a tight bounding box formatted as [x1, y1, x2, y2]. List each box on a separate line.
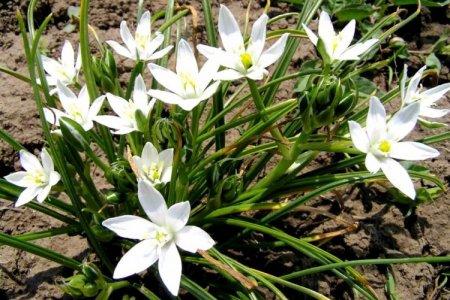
[135, 32, 149, 51]
[180, 72, 197, 96]
[66, 104, 84, 123]
[153, 228, 171, 246]
[240, 52, 253, 69]
[26, 170, 47, 186]
[331, 34, 343, 53]
[143, 162, 162, 182]
[378, 139, 392, 154]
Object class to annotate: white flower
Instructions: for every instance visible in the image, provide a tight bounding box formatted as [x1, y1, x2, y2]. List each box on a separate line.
[133, 142, 173, 184]
[302, 11, 378, 62]
[95, 75, 155, 134]
[106, 11, 173, 61]
[41, 40, 81, 94]
[4, 148, 61, 207]
[348, 97, 439, 199]
[148, 39, 220, 111]
[43, 81, 105, 131]
[103, 180, 215, 296]
[401, 65, 450, 119]
[197, 5, 289, 81]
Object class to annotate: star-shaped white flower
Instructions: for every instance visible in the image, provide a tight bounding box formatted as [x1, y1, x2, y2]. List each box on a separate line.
[197, 5, 289, 81]
[94, 75, 155, 134]
[133, 142, 173, 185]
[401, 65, 450, 119]
[41, 40, 81, 94]
[148, 39, 220, 111]
[103, 180, 215, 296]
[302, 11, 378, 62]
[106, 11, 173, 61]
[44, 81, 105, 131]
[4, 148, 61, 207]
[348, 97, 439, 199]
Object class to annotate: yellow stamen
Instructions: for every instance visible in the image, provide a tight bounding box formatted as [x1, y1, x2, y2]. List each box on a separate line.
[378, 140, 391, 153]
[240, 52, 253, 69]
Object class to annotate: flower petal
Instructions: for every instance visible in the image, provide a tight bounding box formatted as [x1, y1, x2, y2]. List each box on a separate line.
[40, 148, 54, 173]
[218, 5, 244, 53]
[138, 180, 167, 225]
[258, 33, 289, 69]
[197, 59, 220, 93]
[158, 241, 181, 296]
[176, 39, 198, 77]
[197, 44, 241, 70]
[176, 226, 215, 253]
[160, 166, 172, 184]
[136, 11, 151, 40]
[214, 69, 244, 81]
[420, 82, 450, 105]
[16, 186, 39, 207]
[387, 102, 420, 141]
[147, 89, 186, 106]
[404, 66, 426, 104]
[106, 93, 130, 118]
[94, 115, 132, 132]
[166, 201, 190, 232]
[141, 142, 159, 164]
[197, 81, 220, 102]
[48, 171, 61, 186]
[365, 152, 381, 173]
[4, 171, 29, 187]
[338, 39, 377, 60]
[318, 11, 335, 53]
[348, 121, 369, 153]
[57, 81, 77, 113]
[247, 14, 268, 60]
[419, 107, 449, 119]
[19, 150, 42, 171]
[120, 21, 136, 55]
[113, 239, 158, 279]
[88, 95, 105, 120]
[302, 23, 318, 45]
[379, 157, 415, 199]
[36, 184, 51, 202]
[366, 96, 386, 142]
[106, 41, 134, 59]
[147, 64, 184, 96]
[158, 149, 173, 167]
[61, 40, 75, 69]
[334, 20, 355, 57]
[148, 45, 173, 61]
[400, 64, 408, 102]
[103, 215, 158, 240]
[389, 142, 439, 161]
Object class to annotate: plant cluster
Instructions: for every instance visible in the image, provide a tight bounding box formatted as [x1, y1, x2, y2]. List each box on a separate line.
[0, 0, 449, 299]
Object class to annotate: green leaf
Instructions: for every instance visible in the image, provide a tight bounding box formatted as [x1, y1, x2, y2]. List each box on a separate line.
[419, 118, 447, 129]
[335, 4, 374, 22]
[426, 52, 442, 71]
[393, 0, 450, 7]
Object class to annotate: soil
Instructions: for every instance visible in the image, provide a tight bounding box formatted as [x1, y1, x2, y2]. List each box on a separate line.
[0, 1, 449, 299]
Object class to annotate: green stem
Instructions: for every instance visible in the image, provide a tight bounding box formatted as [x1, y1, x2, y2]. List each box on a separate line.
[8, 225, 81, 243]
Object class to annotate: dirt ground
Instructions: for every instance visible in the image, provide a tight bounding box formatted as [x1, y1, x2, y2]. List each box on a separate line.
[0, 0, 449, 299]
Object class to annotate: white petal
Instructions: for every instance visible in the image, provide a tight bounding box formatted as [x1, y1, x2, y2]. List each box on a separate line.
[334, 20, 355, 57]
[400, 64, 408, 102]
[176, 39, 198, 76]
[102, 215, 157, 240]
[197, 44, 241, 70]
[177, 99, 203, 111]
[176, 226, 215, 253]
[147, 89, 186, 106]
[302, 24, 318, 45]
[61, 40, 75, 69]
[420, 107, 449, 118]
[338, 39, 378, 60]
[142, 142, 159, 164]
[75, 44, 82, 71]
[148, 45, 173, 61]
[159, 149, 173, 167]
[40, 148, 54, 173]
[420, 82, 450, 105]
[120, 21, 136, 55]
[148, 64, 184, 95]
[88, 96, 105, 120]
[197, 81, 220, 102]
[166, 201, 190, 232]
[318, 11, 335, 53]
[41, 56, 64, 79]
[158, 241, 181, 296]
[248, 14, 268, 60]
[142, 33, 165, 59]
[4, 171, 29, 187]
[132, 74, 148, 103]
[258, 33, 289, 69]
[218, 5, 244, 53]
[19, 150, 42, 171]
[160, 166, 172, 184]
[106, 41, 134, 59]
[379, 158, 415, 199]
[389, 142, 439, 161]
[348, 121, 369, 153]
[44, 107, 59, 125]
[214, 69, 244, 81]
[405, 66, 426, 104]
[387, 103, 420, 141]
[197, 60, 220, 92]
[78, 86, 91, 115]
[16, 186, 39, 207]
[48, 171, 61, 186]
[136, 11, 151, 40]
[57, 81, 77, 112]
[138, 180, 167, 226]
[113, 239, 158, 279]
[246, 68, 266, 81]
[94, 115, 132, 132]
[36, 184, 51, 202]
[365, 152, 381, 173]
[106, 93, 130, 118]
[366, 96, 386, 142]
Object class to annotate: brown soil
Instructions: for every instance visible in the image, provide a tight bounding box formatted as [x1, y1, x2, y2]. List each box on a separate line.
[0, 1, 449, 299]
